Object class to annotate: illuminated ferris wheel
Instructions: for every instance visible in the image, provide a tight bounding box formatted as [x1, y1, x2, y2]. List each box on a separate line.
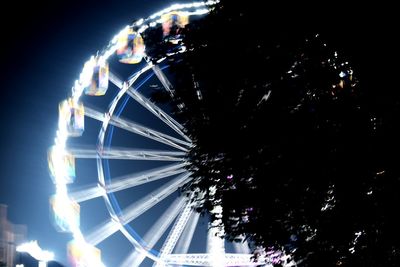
[48, 2, 275, 266]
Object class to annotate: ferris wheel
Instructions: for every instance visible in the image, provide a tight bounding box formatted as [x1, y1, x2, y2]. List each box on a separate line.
[48, 2, 277, 266]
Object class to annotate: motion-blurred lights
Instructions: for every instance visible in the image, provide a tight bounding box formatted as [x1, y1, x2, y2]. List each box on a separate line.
[50, 2, 219, 266]
[16, 241, 54, 262]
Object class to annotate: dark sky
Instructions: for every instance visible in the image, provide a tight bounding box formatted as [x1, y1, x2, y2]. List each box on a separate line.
[0, 1, 396, 266]
[0, 1, 192, 266]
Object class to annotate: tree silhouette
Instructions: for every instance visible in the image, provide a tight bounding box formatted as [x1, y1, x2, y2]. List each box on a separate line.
[148, 1, 400, 266]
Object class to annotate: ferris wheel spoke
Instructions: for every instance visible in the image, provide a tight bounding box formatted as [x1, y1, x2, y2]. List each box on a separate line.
[153, 198, 194, 267]
[125, 88, 191, 142]
[69, 184, 105, 203]
[109, 65, 153, 90]
[120, 197, 187, 267]
[107, 163, 187, 193]
[85, 172, 190, 246]
[174, 210, 201, 254]
[120, 172, 192, 225]
[109, 72, 191, 143]
[69, 163, 188, 203]
[85, 106, 191, 151]
[108, 71, 124, 89]
[118, 226, 164, 266]
[67, 147, 186, 161]
[152, 65, 174, 96]
[85, 218, 121, 246]
[120, 251, 144, 267]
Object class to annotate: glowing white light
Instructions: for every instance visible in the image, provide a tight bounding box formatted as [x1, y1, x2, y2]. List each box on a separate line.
[188, 8, 210, 15]
[209, 185, 217, 196]
[68, 240, 105, 267]
[17, 241, 54, 262]
[135, 18, 144, 26]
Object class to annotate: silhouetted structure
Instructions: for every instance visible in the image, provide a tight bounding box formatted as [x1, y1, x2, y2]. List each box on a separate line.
[0, 204, 27, 267]
[16, 252, 65, 267]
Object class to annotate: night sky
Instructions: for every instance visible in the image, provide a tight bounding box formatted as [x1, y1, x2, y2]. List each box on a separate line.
[0, 1, 396, 266]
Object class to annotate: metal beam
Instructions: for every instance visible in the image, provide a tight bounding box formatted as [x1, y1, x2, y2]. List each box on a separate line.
[174, 211, 200, 254]
[120, 197, 187, 267]
[85, 106, 191, 151]
[67, 147, 186, 161]
[154, 200, 194, 267]
[109, 72, 191, 143]
[164, 253, 272, 266]
[152, 65, 174, 95]
[86, 172, 192, 245]
[69, 163, 188, 202]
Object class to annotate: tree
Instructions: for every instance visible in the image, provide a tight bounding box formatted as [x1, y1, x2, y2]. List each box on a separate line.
[149, 1, 400, 266]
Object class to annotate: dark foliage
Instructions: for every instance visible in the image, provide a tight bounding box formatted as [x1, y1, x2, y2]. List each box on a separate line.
[148, 1, 399, 266]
